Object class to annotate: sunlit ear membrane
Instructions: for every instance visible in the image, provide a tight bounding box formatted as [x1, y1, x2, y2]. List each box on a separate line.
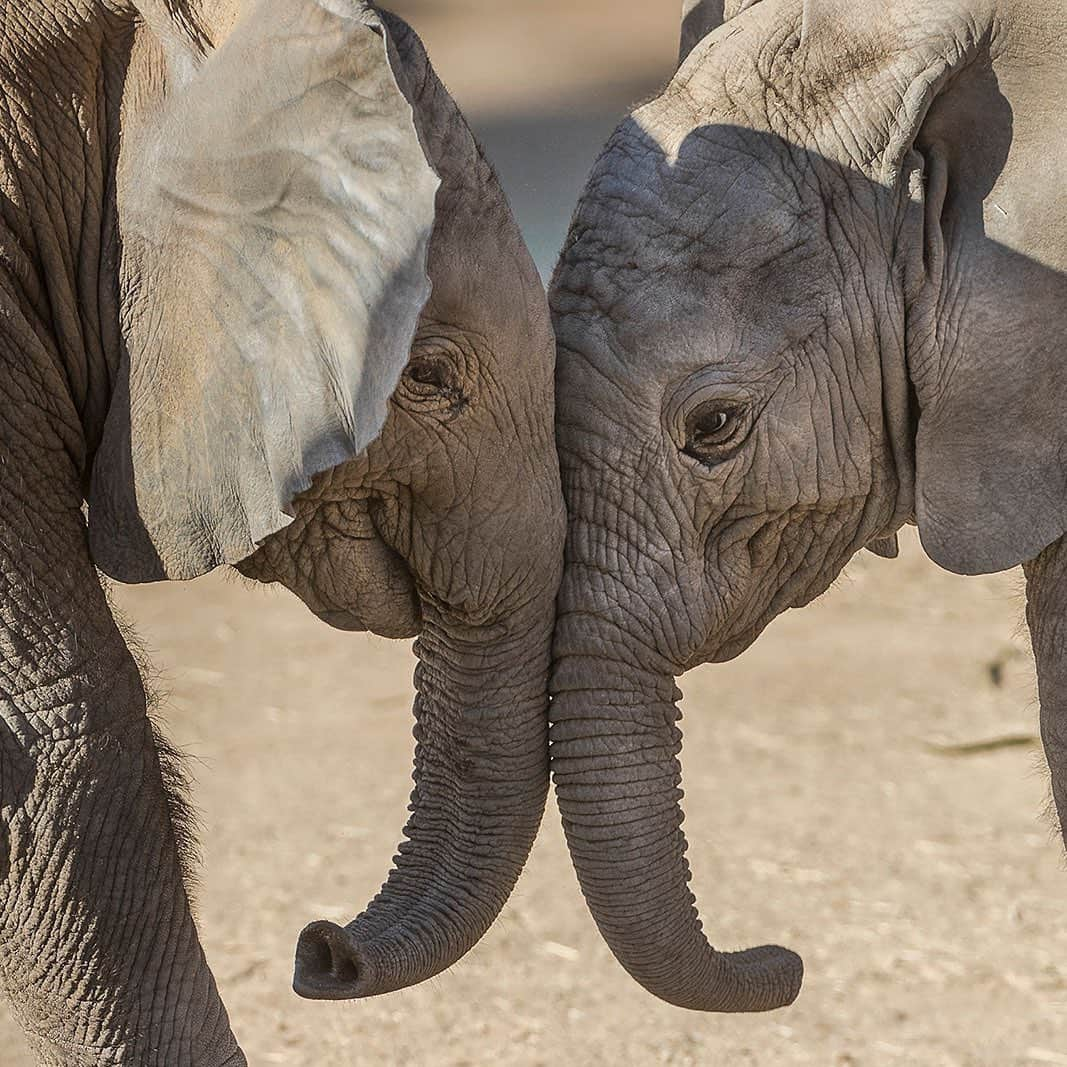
[799, 0, 867, 45]
[132, 0, 211, 83]
[90, 0, 439, 583]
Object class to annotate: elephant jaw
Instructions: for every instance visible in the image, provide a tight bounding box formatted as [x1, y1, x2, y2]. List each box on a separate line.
[237, 499, 422, 639]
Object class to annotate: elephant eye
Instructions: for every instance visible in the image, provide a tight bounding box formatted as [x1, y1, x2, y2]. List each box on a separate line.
[396, 347, 470, 418]
[404, 355, 453, 394]
[683, 403, 745, 463]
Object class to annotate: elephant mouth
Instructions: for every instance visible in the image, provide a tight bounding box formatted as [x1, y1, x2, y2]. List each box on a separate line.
[686, 582, 792, 669]
[698, 624, 763, 667]
[291, 528, 422, 639]
[313, 609, 363, 632]
[312, 607, 419, 637]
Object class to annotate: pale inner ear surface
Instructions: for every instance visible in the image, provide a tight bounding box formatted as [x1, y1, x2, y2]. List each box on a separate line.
[89, 0, 439, 584]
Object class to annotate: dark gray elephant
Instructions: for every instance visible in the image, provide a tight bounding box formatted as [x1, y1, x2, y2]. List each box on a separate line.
[0, 1, 562, 1063]
[549, 0, 1065, 1014]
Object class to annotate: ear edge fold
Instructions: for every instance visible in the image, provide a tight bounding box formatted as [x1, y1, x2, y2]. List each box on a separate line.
[796, 3, 1026, 577]
[679, 0, 763, 65]
[892, 15, 1057, 577]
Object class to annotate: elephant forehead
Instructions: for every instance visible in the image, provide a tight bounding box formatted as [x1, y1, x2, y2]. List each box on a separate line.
[580, 117, 804, 245]
[557, 119, 815, 321]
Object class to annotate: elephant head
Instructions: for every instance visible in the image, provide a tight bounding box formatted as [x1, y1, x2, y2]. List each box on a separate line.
[86, 1, 563, 1001]
[549, 0, 1066, 1012]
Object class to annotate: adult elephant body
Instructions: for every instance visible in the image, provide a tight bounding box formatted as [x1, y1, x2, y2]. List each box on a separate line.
[0, 2, 562, 1063]
[550, 0, 1065, 1013]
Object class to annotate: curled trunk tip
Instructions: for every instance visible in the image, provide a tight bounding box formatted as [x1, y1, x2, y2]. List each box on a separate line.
[293, 922, 369, 1001]
[650, 943, 804, 1013]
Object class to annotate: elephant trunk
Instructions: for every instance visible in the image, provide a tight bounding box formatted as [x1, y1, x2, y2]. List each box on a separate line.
[550, 607, 803, 1012]
[293, 605, 550, 999]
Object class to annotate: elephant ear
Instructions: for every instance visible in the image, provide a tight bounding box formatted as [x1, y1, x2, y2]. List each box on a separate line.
[800, 0, 1067, 576]
[680, 0, 763, 63]
[89, 0, 439, 583]
[904, 88, 1067, 577]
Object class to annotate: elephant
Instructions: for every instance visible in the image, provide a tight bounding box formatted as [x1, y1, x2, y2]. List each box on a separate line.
[0, 1, 563, 1063]
[549, 0, 1066, 1015]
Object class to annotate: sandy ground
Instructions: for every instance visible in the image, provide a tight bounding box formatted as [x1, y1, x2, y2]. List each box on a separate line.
[4, 3, 1067, 1065]
[2, 533, 1065, 1066]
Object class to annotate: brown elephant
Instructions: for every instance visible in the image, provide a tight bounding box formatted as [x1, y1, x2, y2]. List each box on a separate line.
[0, 2, 562, 1063]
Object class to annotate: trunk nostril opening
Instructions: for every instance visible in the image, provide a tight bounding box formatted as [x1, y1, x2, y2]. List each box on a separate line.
[293, 921, 363, 1000]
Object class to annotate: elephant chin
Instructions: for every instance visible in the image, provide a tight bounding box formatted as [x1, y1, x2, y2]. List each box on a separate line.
[239, 527, 422, 639]
[313, 607, 420, 639]
[291, 604, 551, 1000]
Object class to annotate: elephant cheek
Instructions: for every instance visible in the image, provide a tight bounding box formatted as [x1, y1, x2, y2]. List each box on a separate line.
[237, 532, 421, 639]
[311, 535, 421, 638]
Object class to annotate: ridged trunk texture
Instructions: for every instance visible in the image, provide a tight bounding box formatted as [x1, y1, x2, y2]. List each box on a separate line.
[550, 606, 803, 1012]
[293, 607, 551, 998]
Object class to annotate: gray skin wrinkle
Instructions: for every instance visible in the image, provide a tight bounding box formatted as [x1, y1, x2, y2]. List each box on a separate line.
[0, 1, 562, 1063]
[549, 0, 1066, 1016]
[555, 114, 904, 665]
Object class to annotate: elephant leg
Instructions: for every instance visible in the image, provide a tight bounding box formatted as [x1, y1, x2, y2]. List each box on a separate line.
[0, 402, 243, 1063]
[1024, 536, 1067, 847]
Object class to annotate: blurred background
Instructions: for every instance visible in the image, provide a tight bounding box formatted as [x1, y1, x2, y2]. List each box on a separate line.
[4, 4, 1066, 1065]
[390, 0, 682, 276]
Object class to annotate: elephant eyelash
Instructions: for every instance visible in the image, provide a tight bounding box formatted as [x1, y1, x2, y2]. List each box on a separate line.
[682, 403, 748, 464]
